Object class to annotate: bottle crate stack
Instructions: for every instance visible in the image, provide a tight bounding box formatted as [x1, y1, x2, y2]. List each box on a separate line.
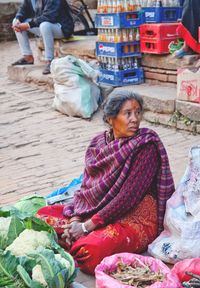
[95, 0, 144, 86]
[139, 0, 183, 54]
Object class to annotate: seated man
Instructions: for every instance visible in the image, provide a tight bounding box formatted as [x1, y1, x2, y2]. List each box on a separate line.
[12, 0, 74, 75]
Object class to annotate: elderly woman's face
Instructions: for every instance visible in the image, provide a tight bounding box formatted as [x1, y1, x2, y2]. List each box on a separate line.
[108, 99, 142, 139]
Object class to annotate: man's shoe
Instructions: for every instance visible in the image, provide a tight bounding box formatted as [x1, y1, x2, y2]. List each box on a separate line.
[42, 63, 51, 75]
[12, 58, 34, 66]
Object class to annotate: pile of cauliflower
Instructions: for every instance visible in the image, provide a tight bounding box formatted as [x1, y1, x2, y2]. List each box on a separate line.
[0, 216, 74, 288]
[6, 229, 51, 256]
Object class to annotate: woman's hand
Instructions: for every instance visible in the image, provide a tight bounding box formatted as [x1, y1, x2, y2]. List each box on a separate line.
[62, 222, 85, 241]
[61, 227, 72, 247]
[62, 219, 97, 243]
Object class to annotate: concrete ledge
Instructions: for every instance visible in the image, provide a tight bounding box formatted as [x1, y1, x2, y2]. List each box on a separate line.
[37, 36, 97, 62]
[141, 54, 200, 70]
[7, 65, 54, 91]
[176, 100, 200, 122]
[143, 111, 175, 127]
[115, 84, 176, 114]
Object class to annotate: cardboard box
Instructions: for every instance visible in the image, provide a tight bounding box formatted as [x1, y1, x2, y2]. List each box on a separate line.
[177, 67, 200, 103]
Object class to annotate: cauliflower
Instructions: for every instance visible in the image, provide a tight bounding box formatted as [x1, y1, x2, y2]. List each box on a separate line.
[32, 264, 47, 287]
[32, 254, 71, 287]
[55, 253, 71, 269]
[0, 217, 11, 237]
[6, 229, 51, 256]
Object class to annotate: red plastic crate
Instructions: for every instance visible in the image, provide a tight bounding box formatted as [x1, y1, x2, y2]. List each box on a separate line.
[140, 23, 179, 54]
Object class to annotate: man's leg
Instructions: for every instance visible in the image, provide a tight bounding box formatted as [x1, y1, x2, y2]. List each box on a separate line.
[39, 22, 64, 74]
[12, 19, 40, 65]
[39, 21, 64, 61]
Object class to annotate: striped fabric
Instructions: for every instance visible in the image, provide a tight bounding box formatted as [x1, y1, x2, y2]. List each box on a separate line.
[63, 128, 175, 233]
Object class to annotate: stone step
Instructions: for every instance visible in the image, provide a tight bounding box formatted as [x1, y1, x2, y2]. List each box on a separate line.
[7, 64, 200, 134]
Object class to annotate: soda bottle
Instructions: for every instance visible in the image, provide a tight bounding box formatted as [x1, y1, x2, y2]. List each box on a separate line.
[107, 0, 112, 13]
[113, 0, 117, 12]
[114, 29, 121, 42]
[128, 28, 135, 41]
[122, 29, 128, 42]
[103, 0, 108, 13]
[129, 44, 135, 53]
[124, 0, 128, 12]
[135, 28, 140, 41]
[123, 44, 129, 54]
[156, 0, 162, 7]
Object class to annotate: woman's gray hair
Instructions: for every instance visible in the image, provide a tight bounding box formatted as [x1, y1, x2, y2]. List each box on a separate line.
[103, 90, 143, 123]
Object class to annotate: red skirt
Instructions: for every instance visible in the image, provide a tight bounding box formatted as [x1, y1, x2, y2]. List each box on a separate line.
[36, 194, 158, 275]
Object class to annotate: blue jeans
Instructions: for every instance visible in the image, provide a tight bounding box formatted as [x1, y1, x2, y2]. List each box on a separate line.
[13, 20, 64, 61]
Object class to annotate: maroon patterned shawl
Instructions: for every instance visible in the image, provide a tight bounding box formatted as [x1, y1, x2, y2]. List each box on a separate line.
[63, 128, 175, 233]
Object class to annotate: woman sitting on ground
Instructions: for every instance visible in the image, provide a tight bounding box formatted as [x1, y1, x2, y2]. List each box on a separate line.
[174, 0, 200, 58]
[37, 90, 175, 275]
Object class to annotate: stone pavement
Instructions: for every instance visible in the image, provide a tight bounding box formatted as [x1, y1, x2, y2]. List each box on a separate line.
[0, 40, 200, 287]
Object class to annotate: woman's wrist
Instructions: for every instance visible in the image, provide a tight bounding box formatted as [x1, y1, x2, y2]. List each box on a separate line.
[83, 219, 97, 233]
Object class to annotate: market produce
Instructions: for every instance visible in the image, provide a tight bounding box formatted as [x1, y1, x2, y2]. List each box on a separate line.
[109, 258, 165, 287]
[6, 229, 51, 256]
[0, 207, 76, 287]
[0, 216, 11, 237]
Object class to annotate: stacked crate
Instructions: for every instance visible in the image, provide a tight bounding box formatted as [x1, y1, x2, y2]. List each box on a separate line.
[140, 0, 183, 54]
[95, 1, 144, 86]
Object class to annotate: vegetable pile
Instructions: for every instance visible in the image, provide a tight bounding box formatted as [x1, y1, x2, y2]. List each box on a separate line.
[0, 206, 76, 288]
[182, 272, 200, 288]
[109, 258, 165, 287]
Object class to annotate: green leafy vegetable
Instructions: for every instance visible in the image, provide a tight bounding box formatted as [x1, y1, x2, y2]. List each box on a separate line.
[14, 195, 46, 216]
[0, 251, 27, 287]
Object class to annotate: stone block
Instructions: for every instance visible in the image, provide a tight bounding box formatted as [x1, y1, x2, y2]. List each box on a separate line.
[0, 0, 21, 41]
[115, 84, 176, 114]
[144, 71, 168, 82]
[143, 111, 175, 127]
[176, 121, 196, 133]
[7, 65, 54, 91]
[145, 79, 176, 88]
[141, 54, 200, 70]
[176, 100, 200, 122]
[196, 124, 200, 134]
[168, 74, 177, 83]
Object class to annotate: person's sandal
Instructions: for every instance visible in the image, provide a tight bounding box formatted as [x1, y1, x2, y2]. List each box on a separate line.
[12, 58, 34, 66]
[173, 48, 194, 59]
[42, 63, 51, 75]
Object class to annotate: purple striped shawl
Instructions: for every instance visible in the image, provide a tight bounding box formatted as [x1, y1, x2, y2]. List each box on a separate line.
[63, 127, 175, 233]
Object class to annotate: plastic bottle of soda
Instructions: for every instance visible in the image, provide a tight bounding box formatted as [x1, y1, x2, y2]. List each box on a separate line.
[114, 29, 121, 42]
[128, 28, 135, 41]
[135, 28, 140, 41]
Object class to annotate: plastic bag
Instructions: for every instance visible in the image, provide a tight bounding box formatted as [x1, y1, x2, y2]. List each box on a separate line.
[148, 146, 200, 264]
[171, 258, 200, 282]
[51, 55, 101, 118]
[95, 253, 182, 288]
[46, 174, 83, 205]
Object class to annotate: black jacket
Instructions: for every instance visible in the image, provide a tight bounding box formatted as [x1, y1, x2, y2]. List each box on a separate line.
[16, 0, 74, 37]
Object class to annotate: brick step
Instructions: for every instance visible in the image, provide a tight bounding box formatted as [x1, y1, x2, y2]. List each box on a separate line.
[7, 64, 200, 134]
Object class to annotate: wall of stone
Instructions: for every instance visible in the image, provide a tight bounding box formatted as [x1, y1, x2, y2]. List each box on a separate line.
[0, 1, 21, 41]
